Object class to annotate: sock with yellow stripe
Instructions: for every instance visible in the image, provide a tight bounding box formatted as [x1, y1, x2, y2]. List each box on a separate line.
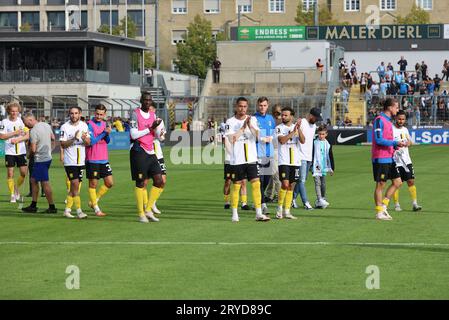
[251, 180, 262, 210]
[278, 188, 287, 208]
[135, 187, 145, 217]
[16, 175, 25, 188]
[393, 190, 399, 205]
[143, 189, 149, 210]
[148, 186, 164, 212]
[74, 196, 81, 210]
[88, 188, 98, 207]
[376, 205, 384, 214]
[241, 194, 247, 205]
[284, 190, 294, 212]
[382, 198, 390, 207]
[231, 184, 241, 209]
[97, 185, 110, 201]
[224, 194, 230, 204]
[78, 182, 82, 194]
[7, 178, 14, 196]
[66, 178, 71, 192]
[408, 185, 417, 202]
[66, 196, 74, 210]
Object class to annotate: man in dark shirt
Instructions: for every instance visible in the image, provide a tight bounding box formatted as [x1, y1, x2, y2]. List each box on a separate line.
[397, 56, 408, 75]
[212, 57, 222, 83]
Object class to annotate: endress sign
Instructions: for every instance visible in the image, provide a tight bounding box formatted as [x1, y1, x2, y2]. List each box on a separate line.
[238, 26, 306, 41]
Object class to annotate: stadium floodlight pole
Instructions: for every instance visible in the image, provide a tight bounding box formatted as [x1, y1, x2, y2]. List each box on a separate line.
[94, 0, 97, 31]
[109, 0, 112, 35]
[125, 0, 128, 37]
[314, 1, 319, 26]
[155, 0, 160, 69]
[237, 5, 241, 29]
[142, 0, 145, 38]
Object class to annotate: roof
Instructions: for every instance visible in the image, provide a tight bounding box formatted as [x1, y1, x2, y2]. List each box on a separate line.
[0, 31, 151, 51]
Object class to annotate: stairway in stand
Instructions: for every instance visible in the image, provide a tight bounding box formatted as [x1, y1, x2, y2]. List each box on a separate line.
[346, 84, 366, 126]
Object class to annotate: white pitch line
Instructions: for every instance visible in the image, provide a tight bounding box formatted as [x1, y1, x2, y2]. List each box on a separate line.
[0, 241, 449, 247]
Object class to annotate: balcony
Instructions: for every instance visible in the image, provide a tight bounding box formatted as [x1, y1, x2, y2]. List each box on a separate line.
[0, 69, 110, 83]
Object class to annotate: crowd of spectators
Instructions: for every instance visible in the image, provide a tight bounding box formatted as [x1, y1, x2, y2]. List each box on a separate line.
[337, 57, 449, 126]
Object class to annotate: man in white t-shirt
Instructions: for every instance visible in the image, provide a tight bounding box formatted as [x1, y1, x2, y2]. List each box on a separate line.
[59, 106, 91, 219]
[225, 97, 270, 222]
[292, 107, 322, 210]
[0, 102, 29, 203]
[392, 110, 422, 212]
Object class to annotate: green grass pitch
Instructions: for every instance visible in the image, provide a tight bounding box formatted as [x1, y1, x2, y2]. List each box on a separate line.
[0, 145, 449, 299]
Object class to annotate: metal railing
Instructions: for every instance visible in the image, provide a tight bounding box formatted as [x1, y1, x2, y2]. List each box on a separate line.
[0, 69, 110, 83]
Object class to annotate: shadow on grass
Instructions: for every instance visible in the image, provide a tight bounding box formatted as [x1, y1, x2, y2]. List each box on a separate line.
[346, 243, 449, 254]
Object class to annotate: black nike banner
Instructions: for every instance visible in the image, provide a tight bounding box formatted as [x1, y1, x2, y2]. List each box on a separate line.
[327, 129, 368, 145]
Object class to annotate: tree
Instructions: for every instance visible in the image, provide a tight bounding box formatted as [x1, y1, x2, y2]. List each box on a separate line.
[395, 4, 430, 24]
[175, 14, 216, 79]
[295, 2, 340, 26]
[97, 16, 137, 38]
[20, 22, 32, 32]
[144, 51, 155, 69]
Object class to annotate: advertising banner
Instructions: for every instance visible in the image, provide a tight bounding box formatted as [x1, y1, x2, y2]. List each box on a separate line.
[327, 128, 367, 145]
[367, 128, 449, 145]
[238, 26, 306, 41]
[0, 140, 4, 157]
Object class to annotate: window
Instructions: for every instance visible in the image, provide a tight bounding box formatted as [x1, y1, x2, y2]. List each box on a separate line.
[21, 0, 40, 5]
[269, 0, 285, 13]
[416, 0, 432, 10]
[204, 0, 220, 13]
[21, 12, 39, 31]
[47, 0, 65, 4]
[0, 12, 18, 31]
[99, 0, 119, 4]
[0, 0, 18, 6]
[173, 0, 187, 14]
[128, 10, 145, 37]
[172, 30, 187, 45]
[67, 0, 87, 4]
[47, 11, 65, 31]
[302, 0, 316, 12]
[236, 0, 252, 13]
[380, 0, 396, 10]
[100, 10, 119, 27]
[172, 60, 180, 73]
[212, 29, 220, 40]
[344, 0, 360, 11]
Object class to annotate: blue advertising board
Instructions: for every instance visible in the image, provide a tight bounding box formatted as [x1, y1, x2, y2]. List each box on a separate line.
[367, 128, 449, 145]
[108, 131, 131, 150]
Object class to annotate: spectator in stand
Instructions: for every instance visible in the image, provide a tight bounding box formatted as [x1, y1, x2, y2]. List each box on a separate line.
[394, 71, 404, 85]
[367, 73, 373, 89]
[379, 78, 388, 99]
[316, 58, 324, 80]
[415, 62, 422, 81]
[360, 73, 367, 96]
[442, 60, 449, 81]
[386, 67, 394, 83]
[433, 74, 441, 92]
[344, 116, 352, 127]
[399, 80, 410, 96]
[414, 105, 421, 126]
[377, 62, 386, 80]
[350, 59, 357, 74]
[387, 62, 394, 72]
[113, 117, 124, 132]
[398, 56, 408, 75]
[212, 57, 222, 84]
[421, 61, 428, 80]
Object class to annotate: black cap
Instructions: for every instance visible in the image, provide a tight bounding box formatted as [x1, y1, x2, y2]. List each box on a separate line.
[310, 107, 323, 121]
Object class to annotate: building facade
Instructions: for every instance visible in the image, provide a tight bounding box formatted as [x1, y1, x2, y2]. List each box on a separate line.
[159, 0, 447, 71]
[0, 0, 155, 49]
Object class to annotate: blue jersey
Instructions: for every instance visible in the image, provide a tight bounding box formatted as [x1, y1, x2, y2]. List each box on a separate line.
[254, 112, 276, 158]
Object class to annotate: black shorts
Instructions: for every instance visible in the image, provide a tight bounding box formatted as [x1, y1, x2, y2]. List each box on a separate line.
[372, 162, 400, 182]
[5, 155, 27, 168]
[158, 158, 167, 176]
[86, 162, 113, 180]
[224, 163, 233, 180]
[130, 149, 162, 181]
[65, 166, 85, 181]
[279, 165, 300, 183]
[398, 164, 415, 182]
[231, 163, 259, 182]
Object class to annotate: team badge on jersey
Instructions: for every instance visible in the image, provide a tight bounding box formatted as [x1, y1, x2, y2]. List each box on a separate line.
[94, 171, 98, 177]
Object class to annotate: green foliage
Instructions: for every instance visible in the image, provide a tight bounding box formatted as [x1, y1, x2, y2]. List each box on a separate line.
[20, 22, 32, 32]
[175, 14, 216, 79]
[144, 51, 155, 69]
[396, 4, 430, 24]
[97, 16, 137, 39]
[295, 1, 344, 26]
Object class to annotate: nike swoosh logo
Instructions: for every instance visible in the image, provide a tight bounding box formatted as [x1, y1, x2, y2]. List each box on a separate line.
[337, 133, 364, 144]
